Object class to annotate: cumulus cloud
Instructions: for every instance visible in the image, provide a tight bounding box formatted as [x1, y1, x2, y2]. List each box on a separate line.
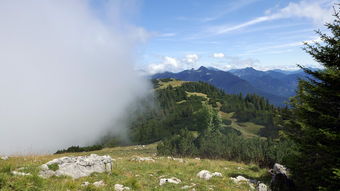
[148, 54, 199, 74]
[183, 54, 199, 64]
[213, 53, 225, 58]
[148, 56, 180, 74]
[0, 0, 151, 155]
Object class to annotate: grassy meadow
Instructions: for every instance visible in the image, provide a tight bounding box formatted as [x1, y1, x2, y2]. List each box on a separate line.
[0, 144, 270, 191]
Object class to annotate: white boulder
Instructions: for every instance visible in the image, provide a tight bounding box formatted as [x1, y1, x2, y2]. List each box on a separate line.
[159, 177, 182, 185]
[93, 180, 105, 187]
[257, 183, 268, 191]
[273, 163, 287, 175]
[114, 184, 130, 191]
[81, 182, 90, 187]
[39, 154, 113, 179]
[230, 175, 258, 189]
[0, 156, 9, 160]
[197, 170, 222, 180]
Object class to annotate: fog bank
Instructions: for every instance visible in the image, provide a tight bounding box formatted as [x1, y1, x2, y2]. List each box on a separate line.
[0, 0, 150, 155]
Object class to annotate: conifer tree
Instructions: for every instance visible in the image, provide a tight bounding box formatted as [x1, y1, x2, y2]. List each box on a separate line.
[288, 7, 340, 191]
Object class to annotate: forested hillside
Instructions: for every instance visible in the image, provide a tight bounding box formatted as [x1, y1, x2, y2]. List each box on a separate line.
[99, 79, 295, 167]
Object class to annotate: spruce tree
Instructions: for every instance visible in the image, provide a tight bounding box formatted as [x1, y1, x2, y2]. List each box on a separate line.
[288, 7, 340, 191]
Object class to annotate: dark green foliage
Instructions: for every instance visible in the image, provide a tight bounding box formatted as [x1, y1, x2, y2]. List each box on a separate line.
[54, 145, 103, 154]
[158, 127, 296, 167]
[286, 9, 340, 191]
[157, 129, 198, 157]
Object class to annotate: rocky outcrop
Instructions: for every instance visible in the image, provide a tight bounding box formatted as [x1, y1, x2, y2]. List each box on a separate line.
[39, 154, 113, 179]
[159, 177, 181, 185]
[270, 163, 295, 191]
[197, 170, 222, 180]
[0, 156, 9, 160]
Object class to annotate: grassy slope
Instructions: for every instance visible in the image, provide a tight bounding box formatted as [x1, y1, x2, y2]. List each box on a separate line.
[0, 144, 270, 191]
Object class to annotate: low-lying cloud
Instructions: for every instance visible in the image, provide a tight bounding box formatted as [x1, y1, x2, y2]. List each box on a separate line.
[0, 0, 151, 155]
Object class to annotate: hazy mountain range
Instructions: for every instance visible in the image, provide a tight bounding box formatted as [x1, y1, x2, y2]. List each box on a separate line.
[152, 66, 309, 106]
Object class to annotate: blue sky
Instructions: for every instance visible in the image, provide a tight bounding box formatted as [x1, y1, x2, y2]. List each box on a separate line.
[106, 0, 336, 73]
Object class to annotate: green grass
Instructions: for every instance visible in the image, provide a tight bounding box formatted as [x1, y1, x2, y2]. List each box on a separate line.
[0, 144, 270, 191]
[157, 79, 188, 89]
[219, 112, 265, 138]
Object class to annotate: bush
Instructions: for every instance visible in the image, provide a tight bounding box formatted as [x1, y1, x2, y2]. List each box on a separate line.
[158, 128, 296, 167]
[54, 145, 103, 154]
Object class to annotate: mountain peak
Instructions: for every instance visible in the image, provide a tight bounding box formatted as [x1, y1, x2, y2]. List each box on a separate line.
[198, 66, 208, 71]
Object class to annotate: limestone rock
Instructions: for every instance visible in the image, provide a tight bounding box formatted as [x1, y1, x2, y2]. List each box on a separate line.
[130, 156, 155, 162]
[197, 170, 222, 180]
[270, 163, 295, 191]
[159, 177, 181, 185]
[11, 171, 31, 176]
[230, 175, 257, 189]
[39, 154, 113, 179]
[181, 183, 196, 189]
[272, 163, 287, 175]
[257, 183, 268, 191]
[93, 180, 105, 187]
[81, 182, 90, 187]
[114, 184, 130, 191]
[0, 156, 9, 160]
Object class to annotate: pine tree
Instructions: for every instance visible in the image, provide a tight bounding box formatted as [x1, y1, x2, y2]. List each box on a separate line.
[288, 7, 340, 191]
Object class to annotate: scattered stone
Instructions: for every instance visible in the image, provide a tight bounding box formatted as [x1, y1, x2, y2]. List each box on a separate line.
[212, 172, 222, 177]
[0, 156, 9, 160]
[197, 170, 222, 180]
[114, 184, 130, 191]
[39, 154, 113, 179]
[93, 180, 105, 187]
[230, 175, 257, 189]
[194, 157, 200, 160]
[81, 182, 90, 187]
[11, 171, 31, 176]
[237, 166, 244, 170]
[172, 157, 184, 163]
[257, 183, 268, 191]
[181, 183, 196, 189]
[131, 156, 155, 162]
[270, 163, 295, 191]
[159, 177, 181, 185]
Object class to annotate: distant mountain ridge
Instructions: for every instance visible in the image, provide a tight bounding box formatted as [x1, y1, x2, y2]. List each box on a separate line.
[229, 67, 307, 99]
[152, 66, 293, 106]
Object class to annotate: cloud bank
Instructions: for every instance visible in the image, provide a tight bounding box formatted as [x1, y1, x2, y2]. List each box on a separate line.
[148, 54, 199, 74]
[0, 0, 150, 155]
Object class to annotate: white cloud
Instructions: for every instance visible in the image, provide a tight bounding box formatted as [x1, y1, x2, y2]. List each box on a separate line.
[183, 54, 199, 64]
[147, 54, 199, 74]
[213, 53, 225, 58]
[210, 0, 334, 35]
[148, 56, 181, 74]
[211, 56, 260, 70]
